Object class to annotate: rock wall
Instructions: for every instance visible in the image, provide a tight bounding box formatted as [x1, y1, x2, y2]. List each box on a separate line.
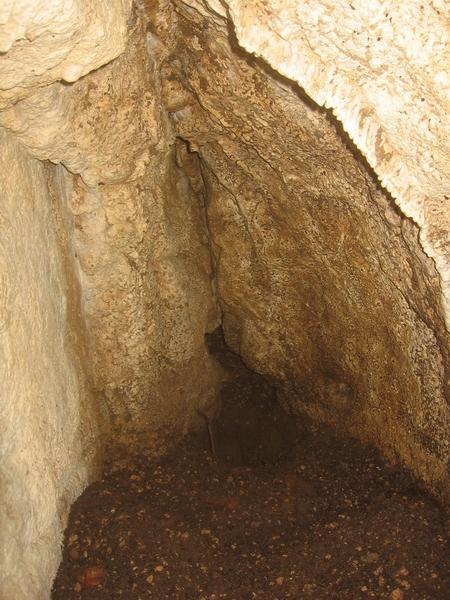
[150, 0, 450, 500]
[0, 131, 102, 598]
[1, 2, 222, 596]
[8, 19, 223, 452]
[0, 0, 132, 108]
[226, 0, 450, 331]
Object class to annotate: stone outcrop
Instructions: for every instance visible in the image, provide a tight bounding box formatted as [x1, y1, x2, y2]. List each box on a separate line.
[1, 0, 450, 598]
[0, 0, 132, 108]
[1, 3, 222, 596]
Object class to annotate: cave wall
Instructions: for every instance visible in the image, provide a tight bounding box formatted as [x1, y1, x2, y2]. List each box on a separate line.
[154, 0, 450, 498]
[0, 5, 223, 447]
[226, 0, 450, 331]
[1, 0, 450, 598]
[0, 131, 103, 598]
[1, 4, 222, 596]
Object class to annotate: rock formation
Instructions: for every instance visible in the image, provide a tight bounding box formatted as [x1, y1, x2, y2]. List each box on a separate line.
[1, 0, 450, 597]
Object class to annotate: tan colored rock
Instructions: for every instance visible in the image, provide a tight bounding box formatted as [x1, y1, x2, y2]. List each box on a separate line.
[226, 0, 450, 330]
[1, 2, 222, 596]
[153, 0, 450, 500]
[0, 0, 132, 108]
[1, 8, 222, 451]
[0, 130, 102, 598]
[0, 12, 159, 185]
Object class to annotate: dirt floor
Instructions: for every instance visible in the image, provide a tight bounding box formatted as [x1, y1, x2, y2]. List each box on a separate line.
[52, 330, 450, 599]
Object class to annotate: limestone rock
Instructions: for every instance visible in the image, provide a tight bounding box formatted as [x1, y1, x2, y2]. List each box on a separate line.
[1, 3, 222, 596]
[1, 9, 223, 452]
[0, 130, 102, 598]
[0, 0, 132, 108]
[225, 0, 450, 329]
[2, 0, 450, 598]
[152, 0, 450, 500]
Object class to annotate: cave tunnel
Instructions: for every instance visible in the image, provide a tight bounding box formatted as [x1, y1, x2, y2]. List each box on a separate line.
[1, 0, 450, 598]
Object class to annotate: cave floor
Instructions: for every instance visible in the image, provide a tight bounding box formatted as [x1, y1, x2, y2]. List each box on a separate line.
[52, 331, 450, 600]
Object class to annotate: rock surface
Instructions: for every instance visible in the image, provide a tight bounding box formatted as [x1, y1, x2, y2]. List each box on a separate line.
[1, 3, 222, 597]
[0, 0, 132, 107]
[227, 0, 450, 330]
[0, 131, 102, 598]
[152, 0, 450, 499]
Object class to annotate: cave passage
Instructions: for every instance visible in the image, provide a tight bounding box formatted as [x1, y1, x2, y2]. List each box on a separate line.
[51, 326, 450, 599]
[4, 2, 450, 599]
[200, 327, 301, 467]
[50, 11, 450, 595]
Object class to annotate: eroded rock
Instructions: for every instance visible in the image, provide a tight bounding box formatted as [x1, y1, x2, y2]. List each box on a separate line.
[150, 0, 450, 501]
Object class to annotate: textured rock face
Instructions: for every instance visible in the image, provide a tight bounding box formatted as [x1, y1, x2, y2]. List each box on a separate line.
[152, 0, 450, 500]
[2, 0, 450, 598]
[0, 0, 132, 108]
[0, 131, 102, 598]
[226, 0, 450, 330]
[0, 8, 222, 446]
[1, 3, 222, 596]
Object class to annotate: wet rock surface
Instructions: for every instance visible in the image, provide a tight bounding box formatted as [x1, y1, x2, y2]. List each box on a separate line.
[52, 330, 450, 599]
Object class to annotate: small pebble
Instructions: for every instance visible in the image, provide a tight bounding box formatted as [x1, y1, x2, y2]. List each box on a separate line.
[69, 547, 79, 560]
[78, 565, 107, 587]
[361, 551, 379, 564]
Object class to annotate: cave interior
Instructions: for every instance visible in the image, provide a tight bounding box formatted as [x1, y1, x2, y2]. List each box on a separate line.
[2, 0, 450, 598]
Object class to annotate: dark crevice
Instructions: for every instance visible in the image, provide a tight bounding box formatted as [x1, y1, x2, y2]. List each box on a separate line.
[201, 327, 301, 467]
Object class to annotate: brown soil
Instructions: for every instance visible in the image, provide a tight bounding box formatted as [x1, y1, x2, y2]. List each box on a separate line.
[52, 329, 450, 599]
